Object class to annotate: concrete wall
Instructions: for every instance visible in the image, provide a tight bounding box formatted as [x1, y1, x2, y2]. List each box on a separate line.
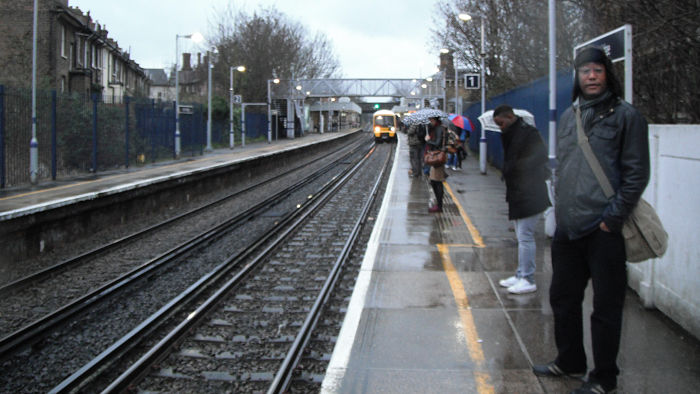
[628, 124, 700, 339]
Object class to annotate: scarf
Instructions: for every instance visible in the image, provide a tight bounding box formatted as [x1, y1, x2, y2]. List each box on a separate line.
[577, 90, 612, 132]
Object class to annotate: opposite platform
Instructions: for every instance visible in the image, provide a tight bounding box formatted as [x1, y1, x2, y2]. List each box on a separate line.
[322, 133, 700, 393]
[0, 130, 359, 220]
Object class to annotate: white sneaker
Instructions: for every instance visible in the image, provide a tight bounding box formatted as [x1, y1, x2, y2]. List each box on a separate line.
[499, 276, 519, 288]
[508, 278, 537, 294]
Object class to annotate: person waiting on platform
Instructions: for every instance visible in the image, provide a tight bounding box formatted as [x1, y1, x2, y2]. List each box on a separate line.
[425, 116, 447, 213]
[532, 46, 649, 394]
[493, 104, 550, 294]
[407, 123, 426, 177]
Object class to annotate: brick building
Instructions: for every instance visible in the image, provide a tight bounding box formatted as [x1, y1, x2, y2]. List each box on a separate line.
[0, 0, 149, 101]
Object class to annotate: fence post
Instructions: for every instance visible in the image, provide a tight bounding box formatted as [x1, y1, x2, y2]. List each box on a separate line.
[0, 85, 4, 188]
[51, 90, 57, 180]
[92, 94, 98, 173]
[172, 101, 177, 159]
[151, 99, 156, 163]
[125, 96, 130, 168]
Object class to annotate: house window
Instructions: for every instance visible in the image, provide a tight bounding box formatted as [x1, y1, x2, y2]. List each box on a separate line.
[61, 26, 66, 58]
[60, 77, 65, 93]
[84, 42, 89, 68]
[77, 38, 82, 66]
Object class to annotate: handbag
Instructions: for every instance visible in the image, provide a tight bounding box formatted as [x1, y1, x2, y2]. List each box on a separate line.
[423, 126, 447, 167]
[424, 149, 446, 167]
[575, 108, 668, 262]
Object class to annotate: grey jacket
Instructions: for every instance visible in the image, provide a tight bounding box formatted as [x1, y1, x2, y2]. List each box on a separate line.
[555, 95, 650, 240]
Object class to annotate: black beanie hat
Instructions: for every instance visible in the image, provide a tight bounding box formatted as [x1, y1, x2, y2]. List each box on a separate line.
[572, 46, 622, 101]
[574, 46, 609, 69]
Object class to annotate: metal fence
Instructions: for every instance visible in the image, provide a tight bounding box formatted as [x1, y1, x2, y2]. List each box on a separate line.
[465, 70, 574, 169]
[0, 86, 270, 188]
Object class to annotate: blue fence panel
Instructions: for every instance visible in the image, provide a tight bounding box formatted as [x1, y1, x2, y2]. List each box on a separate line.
[465, 70, 573, 169]
[245, 113, 268, 140]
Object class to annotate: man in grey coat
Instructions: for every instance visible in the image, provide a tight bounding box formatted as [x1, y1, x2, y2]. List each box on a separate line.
[532, 47, 650, 394]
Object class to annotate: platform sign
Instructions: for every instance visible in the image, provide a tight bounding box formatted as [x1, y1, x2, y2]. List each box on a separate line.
[232, 95, 242, 104]
[464, 74, 480, 89]
[574, 24, 633, 103]
[178, 105, 193, 115]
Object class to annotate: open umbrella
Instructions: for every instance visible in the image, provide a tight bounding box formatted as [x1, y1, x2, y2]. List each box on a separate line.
[403, 108, 447, 126]
[448, 114, 475, 132]
[478, 109, 536, 132]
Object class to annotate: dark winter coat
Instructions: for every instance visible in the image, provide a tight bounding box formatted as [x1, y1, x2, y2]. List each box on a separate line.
[555, 94, 649, 240]
[500, 117, 551, 220]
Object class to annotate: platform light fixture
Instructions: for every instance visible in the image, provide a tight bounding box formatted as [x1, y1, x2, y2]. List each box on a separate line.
[458, 10, 487, 174]
[230, 64, 246, 148]
[175, 31, 204, 158]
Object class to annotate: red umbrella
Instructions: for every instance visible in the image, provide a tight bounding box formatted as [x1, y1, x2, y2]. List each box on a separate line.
[448, 114, 475, 132]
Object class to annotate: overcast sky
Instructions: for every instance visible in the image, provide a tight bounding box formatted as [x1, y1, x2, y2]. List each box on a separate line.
[69, 0, 442, 79]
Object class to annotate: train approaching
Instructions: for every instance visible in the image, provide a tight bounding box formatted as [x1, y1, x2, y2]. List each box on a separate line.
[372, 110, 397, 142]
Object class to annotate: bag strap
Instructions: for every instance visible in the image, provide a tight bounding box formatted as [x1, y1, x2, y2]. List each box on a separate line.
[575, 107, 615, 199]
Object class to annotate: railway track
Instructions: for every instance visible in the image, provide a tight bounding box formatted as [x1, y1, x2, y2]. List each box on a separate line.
[0, 135, 380, 393]
[55, 142, 394, 393]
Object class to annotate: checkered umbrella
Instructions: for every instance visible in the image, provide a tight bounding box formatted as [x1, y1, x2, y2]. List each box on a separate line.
[402, 109, 448, 126]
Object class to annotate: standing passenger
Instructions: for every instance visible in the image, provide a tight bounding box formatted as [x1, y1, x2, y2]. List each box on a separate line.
[426, 116, 446, 212]
[493, 105, 550, 294]
[407, 123, 426, 177]
[532, 46, 649, 394]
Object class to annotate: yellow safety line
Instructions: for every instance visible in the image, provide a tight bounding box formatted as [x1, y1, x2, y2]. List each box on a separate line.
[438, 243, 494, 394]
[0, 180, 97, 201]
[0, 158, 207, 202]
[444, 181, 485, 247]
[437, 180, 493, 392]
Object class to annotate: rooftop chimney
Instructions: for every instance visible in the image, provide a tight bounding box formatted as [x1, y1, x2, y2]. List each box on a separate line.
[182, 53, 192, 71]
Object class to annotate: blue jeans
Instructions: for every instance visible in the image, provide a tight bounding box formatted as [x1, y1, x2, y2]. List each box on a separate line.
[446, 152, 458, 168]
[514, 213, 540, 283]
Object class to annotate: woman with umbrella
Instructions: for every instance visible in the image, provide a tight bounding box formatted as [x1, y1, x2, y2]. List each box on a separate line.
[426, 115, 447, 213]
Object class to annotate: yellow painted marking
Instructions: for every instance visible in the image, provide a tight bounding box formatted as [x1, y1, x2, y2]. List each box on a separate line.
[444, 181, 485, 247]
[0, 180, 97, 201]
[0, 158, 208, 202]
[438, 243, 494, 394]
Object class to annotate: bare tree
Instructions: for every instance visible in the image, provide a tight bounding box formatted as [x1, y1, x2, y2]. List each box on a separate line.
[208, 5, 341, 103]
[434, 0, 699, 123]
[568, 0, 700, 123]
[432, 0, 588, 97]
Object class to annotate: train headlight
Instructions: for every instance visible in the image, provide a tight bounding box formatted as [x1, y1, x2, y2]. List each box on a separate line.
[390, 127, 395, 132]
[374, 126, 381, 133]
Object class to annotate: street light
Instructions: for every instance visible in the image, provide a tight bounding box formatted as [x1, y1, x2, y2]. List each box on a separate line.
[459, 12, 487, 174]
[175, 32, 203, 158]
[229, 65, 245, 148]
[206, 46, 218, 152]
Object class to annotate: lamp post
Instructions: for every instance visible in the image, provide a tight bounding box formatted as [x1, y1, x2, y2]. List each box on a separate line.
[174, 32, 203, 158]
[205, 47, 217, 152]
[459, 12, 487, 174]
[229, 65, 245, 148]
[30, 0, 38, 183]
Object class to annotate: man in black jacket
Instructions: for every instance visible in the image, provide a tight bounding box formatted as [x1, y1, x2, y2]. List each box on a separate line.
[532, 47, 650, 394]
[493, 105, 550, 294]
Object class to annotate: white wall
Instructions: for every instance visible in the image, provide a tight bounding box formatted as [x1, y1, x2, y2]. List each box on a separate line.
[628, 125, 700, 339]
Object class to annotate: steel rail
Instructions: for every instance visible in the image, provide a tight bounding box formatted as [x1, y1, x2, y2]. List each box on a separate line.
[98, 144, 378, 394]
[0, 135, 366, 298]
[0, 139, 372, 362]
[268, 144, 393, 393]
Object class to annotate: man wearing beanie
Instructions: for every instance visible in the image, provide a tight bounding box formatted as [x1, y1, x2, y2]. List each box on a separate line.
[532, 46, 650, 394]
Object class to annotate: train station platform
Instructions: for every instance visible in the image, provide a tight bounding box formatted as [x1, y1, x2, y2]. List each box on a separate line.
[322, 133, 700, 393]
[0, 130, 359, 219]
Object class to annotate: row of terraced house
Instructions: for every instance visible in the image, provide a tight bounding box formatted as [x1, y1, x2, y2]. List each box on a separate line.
[0, 0, 152, 102]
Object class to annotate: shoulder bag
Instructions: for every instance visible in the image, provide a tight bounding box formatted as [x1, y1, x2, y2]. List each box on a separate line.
[423, 126, 447, 167]
[575, 108, 668, 262]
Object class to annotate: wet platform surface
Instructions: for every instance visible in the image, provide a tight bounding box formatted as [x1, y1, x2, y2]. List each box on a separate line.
[0, 130, 358, 219]
[323, 133, 700, 393]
